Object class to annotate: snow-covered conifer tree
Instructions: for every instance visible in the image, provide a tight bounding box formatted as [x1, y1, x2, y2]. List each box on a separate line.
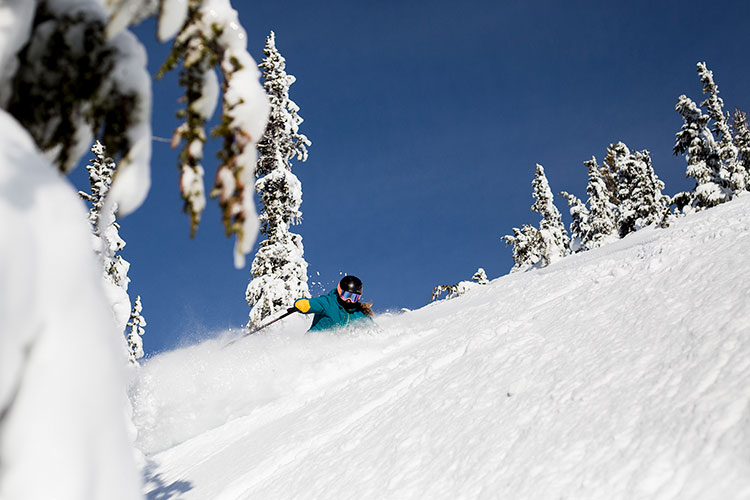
[503, 224, 544, 273]
[697, 63, 746, 193]
[80, 142, 130, 290]
[472, 268, 489, 285]
[732, 109, 750, 191]
[80, 142, 135, 337]
[604, 142, 669, 237]
[531, 164, 570, 265]
[673, 95, 723, 210]
[560, 191, 590, 253]
[126, 296, 147, 364]
[672, 63, 743, 211]
[581, 157, 618, 250]
[431, 268, 489, 301]
[246, 32, 311, 329]
[503, 165, 569, 272]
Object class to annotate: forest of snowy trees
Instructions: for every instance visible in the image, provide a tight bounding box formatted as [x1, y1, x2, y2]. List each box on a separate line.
[503, 62, 750, 274]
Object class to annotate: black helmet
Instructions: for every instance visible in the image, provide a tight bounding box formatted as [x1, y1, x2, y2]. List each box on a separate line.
[338, 275, 363, 294]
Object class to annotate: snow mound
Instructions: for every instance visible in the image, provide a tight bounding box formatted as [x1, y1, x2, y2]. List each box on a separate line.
[136, 195, 750, 500]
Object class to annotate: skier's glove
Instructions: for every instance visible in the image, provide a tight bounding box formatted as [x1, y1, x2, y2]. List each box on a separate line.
[294, 299, 311, 313]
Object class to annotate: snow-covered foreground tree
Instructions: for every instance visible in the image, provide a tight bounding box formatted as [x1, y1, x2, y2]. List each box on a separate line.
[0, 111, 143, 500]
[0, 1, 268, 498]
[3, 0, 268, 267]
[246, 31, 311, 329]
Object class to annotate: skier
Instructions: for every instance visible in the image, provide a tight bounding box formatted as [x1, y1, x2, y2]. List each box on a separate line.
[294, 275, 375, 332]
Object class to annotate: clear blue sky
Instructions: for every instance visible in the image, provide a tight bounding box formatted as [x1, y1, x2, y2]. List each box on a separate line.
[72, 0, 750, 354]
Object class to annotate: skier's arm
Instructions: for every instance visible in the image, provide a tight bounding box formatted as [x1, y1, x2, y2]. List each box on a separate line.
[294, 296, 326, 314]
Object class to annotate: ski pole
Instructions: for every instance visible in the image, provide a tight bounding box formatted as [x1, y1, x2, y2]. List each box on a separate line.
[223, 307, 298, 348]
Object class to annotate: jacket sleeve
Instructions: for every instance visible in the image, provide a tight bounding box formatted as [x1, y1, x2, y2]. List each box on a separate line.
[294, 296, 327, 314]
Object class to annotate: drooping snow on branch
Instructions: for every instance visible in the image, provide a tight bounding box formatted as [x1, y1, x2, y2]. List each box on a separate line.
[2, 0, 268, 266]
[5, 2, 152, 216]
[159, 0, 270, 268]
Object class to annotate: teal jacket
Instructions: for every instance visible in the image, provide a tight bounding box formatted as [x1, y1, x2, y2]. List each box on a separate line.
[295, 289, 374, 332]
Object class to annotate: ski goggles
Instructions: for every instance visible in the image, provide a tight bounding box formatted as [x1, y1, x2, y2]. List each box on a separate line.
[337, 284, 361, 303]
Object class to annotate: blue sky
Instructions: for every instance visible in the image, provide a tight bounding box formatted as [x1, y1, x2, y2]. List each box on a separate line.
[72, 0, 749, 353]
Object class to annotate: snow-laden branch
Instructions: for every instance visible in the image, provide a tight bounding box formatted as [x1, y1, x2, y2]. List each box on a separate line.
[159, 0, 269, 268]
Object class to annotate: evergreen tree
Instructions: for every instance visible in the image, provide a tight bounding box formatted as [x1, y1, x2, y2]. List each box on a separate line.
[672, 63, 744, 211]
[503, 165, 569, 272]
[126, 296, 147, 364]
[246, 32, 311, 329]
[80, 141, 148, 359]
[472, 268, 489, 285]
[80, 141, 131, 294]
[604, 142, 669, 237]
[732, 109, 750, 191]
[503, 224, 544, 273]
[697, 63, 747, 194]
[581, 157, 618, 250]
[431, 268, 489, 301]
[560, 191, 590, 253]
[531, 164, 570, 264]
[673, 95, 723, 210]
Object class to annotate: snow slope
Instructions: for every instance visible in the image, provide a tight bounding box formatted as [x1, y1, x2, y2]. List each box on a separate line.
[133, 195, 750, 500]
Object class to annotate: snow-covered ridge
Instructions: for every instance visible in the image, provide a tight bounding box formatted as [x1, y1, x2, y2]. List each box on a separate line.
[135, 195, 750, 499]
